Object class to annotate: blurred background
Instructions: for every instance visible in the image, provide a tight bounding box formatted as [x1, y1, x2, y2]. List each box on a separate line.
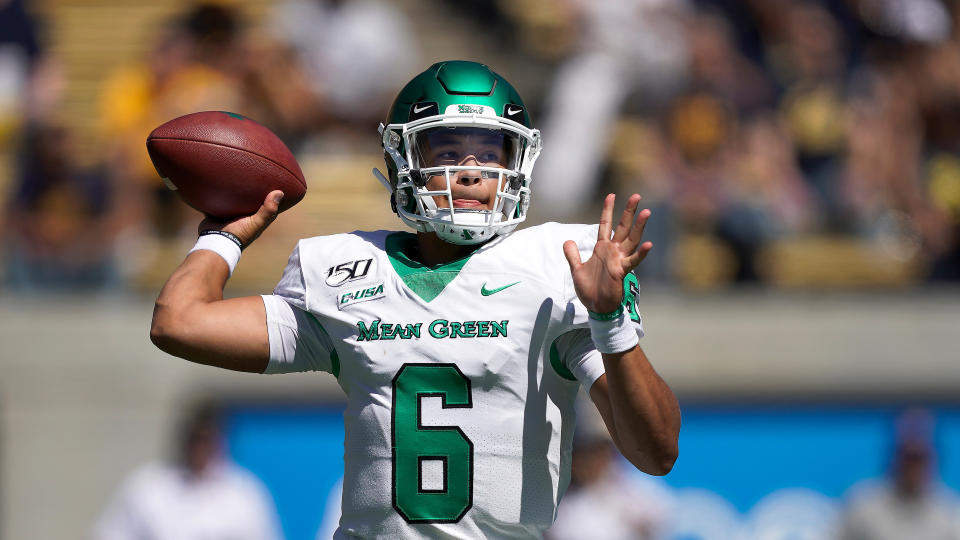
[1, 0, 959, 538]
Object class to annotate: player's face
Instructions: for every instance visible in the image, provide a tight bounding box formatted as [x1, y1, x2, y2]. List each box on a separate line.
[415, 127, 518, 211]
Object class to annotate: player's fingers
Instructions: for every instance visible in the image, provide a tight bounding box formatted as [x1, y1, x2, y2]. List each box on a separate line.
[562, 240, 583, 272]
[622, 241, 653, 271]
[597, 193, 615, 241]
[612, 194, 641, 244]
[623, 208, 651, 252]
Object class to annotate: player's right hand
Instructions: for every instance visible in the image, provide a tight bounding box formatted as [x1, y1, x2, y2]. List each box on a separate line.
[198, 190, 284, 248]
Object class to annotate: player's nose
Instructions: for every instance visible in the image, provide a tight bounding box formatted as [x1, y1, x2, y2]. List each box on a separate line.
[456, 156, 482, 185]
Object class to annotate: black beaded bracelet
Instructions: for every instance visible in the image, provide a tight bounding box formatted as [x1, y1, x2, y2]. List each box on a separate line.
[199, 229, 244, 250]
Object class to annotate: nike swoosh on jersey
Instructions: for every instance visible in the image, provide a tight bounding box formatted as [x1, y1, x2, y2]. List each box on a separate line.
[480, 281, 521, 296]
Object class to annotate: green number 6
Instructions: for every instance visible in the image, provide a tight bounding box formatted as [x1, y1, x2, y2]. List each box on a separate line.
[391, 363, 473, 523]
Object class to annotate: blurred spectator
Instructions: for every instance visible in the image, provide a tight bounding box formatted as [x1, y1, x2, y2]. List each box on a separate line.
[721, 113, 815, 280]
[686, 10, 773, 114]
[2, 124, 116, 291]
[98, 3, 250, 241]
[660, 92, 815, 281]
[547, 394, 672, 540]
[838, 408, 960, 540]
[858, 0, 951, 44]
[917, 42, 960, 279]
[0, 0, 63, 141]
[839, 61, 954, 268]
[267, 0, 419, 139]
[93, 402, 281, 540]
[533, 0, 689, 220]
[767, 1, 851, 215]
[0, 0, 39, 143]
[733, 114, 815, 234]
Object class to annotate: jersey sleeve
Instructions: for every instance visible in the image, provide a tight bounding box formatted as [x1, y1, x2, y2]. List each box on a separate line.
[552, 328, 605, 389]
[261, 242, 338, 374]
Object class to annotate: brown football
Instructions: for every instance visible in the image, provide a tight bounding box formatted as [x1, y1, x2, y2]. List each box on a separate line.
[146, 111, 306, 219]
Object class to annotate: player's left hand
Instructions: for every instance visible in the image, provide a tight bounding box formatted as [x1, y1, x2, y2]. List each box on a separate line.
[563, 193, 652, 314]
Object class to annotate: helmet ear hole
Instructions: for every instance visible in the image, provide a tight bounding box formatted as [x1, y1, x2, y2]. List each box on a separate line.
[509, 173, 525, 191]
[398, 187, 416, 213]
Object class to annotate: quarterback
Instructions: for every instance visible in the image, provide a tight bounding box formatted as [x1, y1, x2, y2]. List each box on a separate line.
[150, 61, 680, 539]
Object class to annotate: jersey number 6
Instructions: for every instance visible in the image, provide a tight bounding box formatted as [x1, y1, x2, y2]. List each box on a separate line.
[391, 363, 474, 523]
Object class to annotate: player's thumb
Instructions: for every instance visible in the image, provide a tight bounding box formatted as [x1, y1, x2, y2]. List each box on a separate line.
[238, 190, 283, 243]
[255, 191, 284, 224]
[562, 240, 582, 272]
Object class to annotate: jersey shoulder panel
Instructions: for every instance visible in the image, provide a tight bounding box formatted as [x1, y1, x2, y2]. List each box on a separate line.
[503, 222, 598, 257]
[282, 230, 396, 313]
[295, 229, 393, 269]
[496, 222, 598, 289]
[501, 222, 597, 301]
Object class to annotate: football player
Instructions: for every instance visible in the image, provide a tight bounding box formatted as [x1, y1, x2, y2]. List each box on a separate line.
[150, 61, 680, 539]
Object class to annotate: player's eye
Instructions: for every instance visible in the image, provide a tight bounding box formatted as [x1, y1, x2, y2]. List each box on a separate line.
[478, 151, 502, 164]
[436, 150, 460, 163]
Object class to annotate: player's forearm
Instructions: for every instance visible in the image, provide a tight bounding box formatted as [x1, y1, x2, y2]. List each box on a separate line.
[601, 345, 680, 475]
[153, 250, 230, 316]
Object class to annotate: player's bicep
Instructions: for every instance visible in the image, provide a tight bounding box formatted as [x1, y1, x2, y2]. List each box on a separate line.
[161, 295, 271, 373]
[261, 295, 337, 375]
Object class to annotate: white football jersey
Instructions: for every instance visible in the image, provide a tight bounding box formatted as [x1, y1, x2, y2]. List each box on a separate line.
[261, 222, 643, 539]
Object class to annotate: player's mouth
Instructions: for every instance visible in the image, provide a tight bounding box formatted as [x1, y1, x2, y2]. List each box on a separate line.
[452, 199, 485, 208]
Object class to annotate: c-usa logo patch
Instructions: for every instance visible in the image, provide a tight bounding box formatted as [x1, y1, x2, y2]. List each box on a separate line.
[326, 258, 373, 287]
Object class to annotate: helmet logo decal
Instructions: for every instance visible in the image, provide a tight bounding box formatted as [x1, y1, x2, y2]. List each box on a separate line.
[502, 104, 525, 123]
[409, 102, 439, 120]
[457, 104, 486, 114]
[461, 230, 475, 241]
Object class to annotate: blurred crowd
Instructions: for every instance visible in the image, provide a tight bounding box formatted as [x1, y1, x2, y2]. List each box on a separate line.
[0, 0, 417, 290]
[547, 402, 960, 540]
[528, 0, 960, 282]
[2, 0, 960, 290]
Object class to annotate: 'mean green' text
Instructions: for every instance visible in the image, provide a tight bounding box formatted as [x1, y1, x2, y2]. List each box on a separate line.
[356, 319, 508, 341]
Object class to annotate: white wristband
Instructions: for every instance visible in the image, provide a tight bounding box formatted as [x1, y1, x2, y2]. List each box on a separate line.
[188, 234, 241, 276]
[588, 311, 640, 354]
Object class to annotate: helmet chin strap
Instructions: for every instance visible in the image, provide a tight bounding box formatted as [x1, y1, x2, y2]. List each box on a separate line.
[431, 209, 501, 245]
[418, 188, 497, 242]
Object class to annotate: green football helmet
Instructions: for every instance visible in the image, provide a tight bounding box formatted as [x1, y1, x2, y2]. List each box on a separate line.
[374, 61, 542, 245]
